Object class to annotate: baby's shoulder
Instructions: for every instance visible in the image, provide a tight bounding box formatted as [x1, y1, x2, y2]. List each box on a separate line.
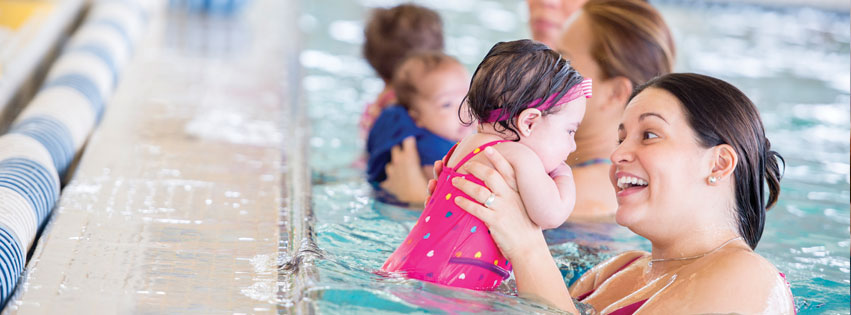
[492, 141, 537, 164]
[374, 105, 410, 120]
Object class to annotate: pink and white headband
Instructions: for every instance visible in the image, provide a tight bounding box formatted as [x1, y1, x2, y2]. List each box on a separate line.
[483, 78, 592, 123]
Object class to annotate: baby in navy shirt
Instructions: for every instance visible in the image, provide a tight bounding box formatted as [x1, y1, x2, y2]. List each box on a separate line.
[367, 51, 473, 188]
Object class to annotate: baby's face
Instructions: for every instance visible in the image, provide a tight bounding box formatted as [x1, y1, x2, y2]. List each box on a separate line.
[519, 97, 587, 172]
[409, 64, 474, 142]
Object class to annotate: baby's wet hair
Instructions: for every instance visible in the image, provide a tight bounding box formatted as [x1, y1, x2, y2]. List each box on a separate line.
[392, 51, 463, 111]
[463, 40, 584, 139]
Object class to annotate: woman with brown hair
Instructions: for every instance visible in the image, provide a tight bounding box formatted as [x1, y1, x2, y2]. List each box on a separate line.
[557, 0, 675, 220]
[446, 73, 795, 313]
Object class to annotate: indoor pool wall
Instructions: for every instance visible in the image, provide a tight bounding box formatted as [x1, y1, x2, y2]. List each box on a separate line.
[299, 0, 850, 313]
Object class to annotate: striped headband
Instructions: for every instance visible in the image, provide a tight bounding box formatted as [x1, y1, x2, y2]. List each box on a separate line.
[483, 78, 592, 123]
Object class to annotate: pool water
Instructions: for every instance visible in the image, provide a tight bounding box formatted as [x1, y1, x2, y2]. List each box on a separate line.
[299, 0, 850, 313]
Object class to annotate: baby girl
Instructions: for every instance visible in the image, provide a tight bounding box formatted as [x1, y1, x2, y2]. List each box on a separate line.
[383, 39, 590, 290]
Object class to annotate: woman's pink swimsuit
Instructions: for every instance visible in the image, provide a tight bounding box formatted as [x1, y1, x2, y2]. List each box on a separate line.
[383, 140, 511, 290]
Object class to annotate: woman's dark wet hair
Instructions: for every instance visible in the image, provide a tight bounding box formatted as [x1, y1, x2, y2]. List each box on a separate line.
[462, 39, 584, 139]
[630, 73, 785, 249]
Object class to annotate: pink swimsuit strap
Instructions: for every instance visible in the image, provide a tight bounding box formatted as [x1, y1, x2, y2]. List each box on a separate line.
[445, 140, 511, 172]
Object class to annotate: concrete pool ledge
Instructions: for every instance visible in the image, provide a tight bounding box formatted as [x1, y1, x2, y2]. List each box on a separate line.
[278, 0, 323, 308]
[3, 0, 300, 313]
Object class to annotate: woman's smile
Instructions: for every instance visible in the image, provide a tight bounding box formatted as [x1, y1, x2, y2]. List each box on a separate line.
[614, 171, 648, 198]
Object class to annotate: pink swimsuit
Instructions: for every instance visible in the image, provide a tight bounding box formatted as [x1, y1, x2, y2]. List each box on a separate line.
[383, 140, 511, 290]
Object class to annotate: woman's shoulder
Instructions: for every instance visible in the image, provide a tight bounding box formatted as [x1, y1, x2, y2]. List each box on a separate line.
[684, 246, 780, 283]
[643, 247, 794, 314]
[602, 250, 650, 270]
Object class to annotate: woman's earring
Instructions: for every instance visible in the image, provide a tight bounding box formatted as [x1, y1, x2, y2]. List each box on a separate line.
[708, 176, 717, 184]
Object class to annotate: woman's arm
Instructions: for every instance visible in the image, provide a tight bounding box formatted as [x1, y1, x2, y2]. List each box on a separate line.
[450, 148, 578, 313]
[380, 137, 430, 204]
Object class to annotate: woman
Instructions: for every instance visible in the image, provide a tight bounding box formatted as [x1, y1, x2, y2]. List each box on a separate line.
[446, 73, 794, 313]
[382, 0, 675, 222]
[557, 0, 675, 220]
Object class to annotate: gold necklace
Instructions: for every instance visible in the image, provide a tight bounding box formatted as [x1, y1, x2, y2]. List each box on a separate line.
[649, 236, 743, 267]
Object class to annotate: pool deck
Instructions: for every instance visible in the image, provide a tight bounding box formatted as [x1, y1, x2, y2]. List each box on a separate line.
[3, 0, 303, 313]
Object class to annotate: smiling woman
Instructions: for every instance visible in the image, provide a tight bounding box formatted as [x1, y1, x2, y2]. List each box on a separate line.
[447, 73, 794, 314]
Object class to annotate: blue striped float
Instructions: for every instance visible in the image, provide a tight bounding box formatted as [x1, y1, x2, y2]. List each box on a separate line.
[67, 25, 132, 68]
[89, 18, 134, 54]
[64, 44, 120, 87]
[14, 88, 97, 155]
[0, 134, 60, 305]
[0, 227, 24, 306]
[89, 1, 146, 42]
[45, 53, 114, 106]
[9, 117, 76, 178]
[41, 73, 105, 121]
[0, 0, 148, 306]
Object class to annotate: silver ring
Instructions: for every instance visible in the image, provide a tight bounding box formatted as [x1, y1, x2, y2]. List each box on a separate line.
[484, 193, 496, 207]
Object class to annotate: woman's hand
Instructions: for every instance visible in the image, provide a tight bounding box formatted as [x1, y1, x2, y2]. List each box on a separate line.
[449, 147, 543, 261]
[381, 137, 429, 204]
[424, 160, 443, 206]
[450, 147, 576, 312]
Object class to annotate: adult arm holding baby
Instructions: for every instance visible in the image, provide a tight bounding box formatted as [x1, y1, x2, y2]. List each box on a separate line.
[489, 114, 579, 230]
[452, 146, 580, 313]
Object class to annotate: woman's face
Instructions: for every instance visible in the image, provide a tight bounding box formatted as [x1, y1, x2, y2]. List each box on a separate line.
[527, 0, 587, 48]
[609, 88, 715, 237]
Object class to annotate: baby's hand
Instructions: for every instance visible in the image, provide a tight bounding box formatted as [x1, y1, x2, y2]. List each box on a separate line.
[549, 162, 573, 179]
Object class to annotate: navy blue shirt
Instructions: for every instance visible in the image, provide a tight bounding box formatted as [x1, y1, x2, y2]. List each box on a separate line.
[366, 105, 455, 184]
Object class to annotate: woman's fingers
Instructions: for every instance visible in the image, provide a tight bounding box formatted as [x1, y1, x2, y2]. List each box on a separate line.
[432, 160, 444, 178]
[424, 179, 437, 207]
[454, 195, 493, 223]
[392, 136, 420, 166]
[381, 136, 429, 204]
[451, 177, 492, 204]
[384, 162, 394, 177]
[463, 161, 514, 195]
[400, 136, 417, 154]
[482, 147, 518, 191]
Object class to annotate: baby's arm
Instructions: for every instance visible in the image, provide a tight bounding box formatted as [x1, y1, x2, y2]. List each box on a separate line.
[498, 144, 576, 229]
